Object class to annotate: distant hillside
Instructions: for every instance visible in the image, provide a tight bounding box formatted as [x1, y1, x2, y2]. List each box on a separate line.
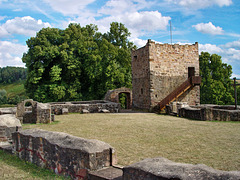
[0, 80, 26, 98]
[0, 80, 28, 107]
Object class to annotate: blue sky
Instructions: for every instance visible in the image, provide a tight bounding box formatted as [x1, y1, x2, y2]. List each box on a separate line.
[0, 0, 239, 78]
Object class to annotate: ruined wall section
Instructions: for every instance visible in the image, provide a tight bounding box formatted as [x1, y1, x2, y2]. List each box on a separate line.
[149, 41, 200, 108]
[131, 44, 151, 109]
[12, 129, 117, 179]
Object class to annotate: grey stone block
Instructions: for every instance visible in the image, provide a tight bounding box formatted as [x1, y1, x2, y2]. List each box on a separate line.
[123, 157, 240, 180]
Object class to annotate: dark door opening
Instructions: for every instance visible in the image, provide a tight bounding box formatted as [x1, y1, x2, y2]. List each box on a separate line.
[188, 67, 195, 78]
[119, 92, 131, 109]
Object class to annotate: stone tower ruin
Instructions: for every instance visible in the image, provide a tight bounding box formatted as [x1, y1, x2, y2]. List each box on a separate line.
[131, 40, 201, 112]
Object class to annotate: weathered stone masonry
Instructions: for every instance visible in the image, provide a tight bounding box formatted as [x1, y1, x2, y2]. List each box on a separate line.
[12, 129, 117, 179]
[132, 40, 200, 111]
[123, 157, 240, 180]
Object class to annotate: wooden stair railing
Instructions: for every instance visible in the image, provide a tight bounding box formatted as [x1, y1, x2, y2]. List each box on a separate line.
[158, 76, 201, 111]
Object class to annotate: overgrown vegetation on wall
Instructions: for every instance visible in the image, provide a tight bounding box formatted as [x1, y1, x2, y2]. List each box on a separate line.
[199, 52, 235, 105]
[22, 22, 134, 102]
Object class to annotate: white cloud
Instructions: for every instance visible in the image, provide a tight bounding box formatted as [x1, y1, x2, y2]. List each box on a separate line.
[192, 22, 224, 35]
[199, 42, 240, 77]
[165, 0, 232, 9]
[98, 0, 154, 15]
[223, 40, 240, 50]
[199, 43, 224, 54]
[125, 11, 170, 32]
[61, 0, 170, 42]
[0, 41, 27, 67]
[232, 74, 240, 79]
[0, 16, 7, 21]
[130, 38, 147, 48]
[199, 42, 240, 65]
[0, 26, 9, 37]
[72, 10, 170, 41]
[13, 8, 22, 12]
[0, 0, 7, 3]
[0, 16, 51, 38]
[226, 33, 240, 38]
[42, 0, 95, 16]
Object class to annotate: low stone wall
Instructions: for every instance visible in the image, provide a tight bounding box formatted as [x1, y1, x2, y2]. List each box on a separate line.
[179, 105, 240, 121]
[16, 100, 52, 124]
[50, 100, 120, 115]
[0, 107, 16, 115]
[0, 114, 22, 142]
[12, 129, 117, 179]
[123, 157, 240, 180]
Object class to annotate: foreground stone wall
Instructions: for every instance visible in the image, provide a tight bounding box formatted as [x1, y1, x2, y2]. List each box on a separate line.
[131, 40, 200, 111]
[51, 100, 120, 115]
[178, 105, 240, 121]
[123, 157, 240, 180]
[12, 129, 117, 179]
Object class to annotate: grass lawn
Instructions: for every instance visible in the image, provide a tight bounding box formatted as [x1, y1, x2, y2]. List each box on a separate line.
[22, 113, 240, 171]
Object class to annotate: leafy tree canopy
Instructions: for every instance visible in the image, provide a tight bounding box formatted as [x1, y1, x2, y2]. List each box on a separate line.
[199, 52, 234, 105]
[22, 22, 135, 102]
[0, 66, 26, 84]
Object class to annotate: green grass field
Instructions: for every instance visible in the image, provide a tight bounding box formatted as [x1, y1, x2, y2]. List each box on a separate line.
[0, 81, 26, 98]
[22, 113, 240, 171]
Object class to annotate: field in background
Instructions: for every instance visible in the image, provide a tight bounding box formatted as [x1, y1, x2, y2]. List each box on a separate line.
[0, 81, 26, 99]
[23, 113, 240, 171]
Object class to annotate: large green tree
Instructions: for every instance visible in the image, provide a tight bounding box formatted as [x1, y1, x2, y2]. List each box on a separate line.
[22, 22, 134, 102]
[199, 52, 234, 105]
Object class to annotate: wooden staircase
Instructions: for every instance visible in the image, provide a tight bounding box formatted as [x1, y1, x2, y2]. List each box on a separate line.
[157, 76, 201, 111]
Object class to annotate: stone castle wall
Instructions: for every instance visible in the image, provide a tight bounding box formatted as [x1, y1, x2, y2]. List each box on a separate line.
[131, 45, 151, 109]
[149, 41, 200, 107]
[132, 40, 200, 110]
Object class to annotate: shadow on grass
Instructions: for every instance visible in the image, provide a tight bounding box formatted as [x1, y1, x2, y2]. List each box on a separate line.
[157, 113, 240, 123]
[0, 150, 68, 179]
[22, 121, 60, 129]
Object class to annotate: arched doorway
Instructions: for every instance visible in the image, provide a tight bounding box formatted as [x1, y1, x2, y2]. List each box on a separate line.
[24, 100, 33, 113]
[104, 87, 132, 109]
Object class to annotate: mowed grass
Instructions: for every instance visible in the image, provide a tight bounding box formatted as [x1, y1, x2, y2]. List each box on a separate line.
[22, 113, 240, 171]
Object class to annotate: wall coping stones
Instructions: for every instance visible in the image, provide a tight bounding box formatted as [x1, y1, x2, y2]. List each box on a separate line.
[12, 129, 117, 178]
[0, 107, 16, 115]
[123, 157, 240, 180]
[178, 104, 240, 121]
[0, 114, 21, 127]
[0, 114, 22, 141]
[18, 129, 114, 154]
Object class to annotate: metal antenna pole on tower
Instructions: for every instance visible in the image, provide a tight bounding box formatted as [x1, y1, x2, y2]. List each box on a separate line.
[170, 20, 173, 44]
